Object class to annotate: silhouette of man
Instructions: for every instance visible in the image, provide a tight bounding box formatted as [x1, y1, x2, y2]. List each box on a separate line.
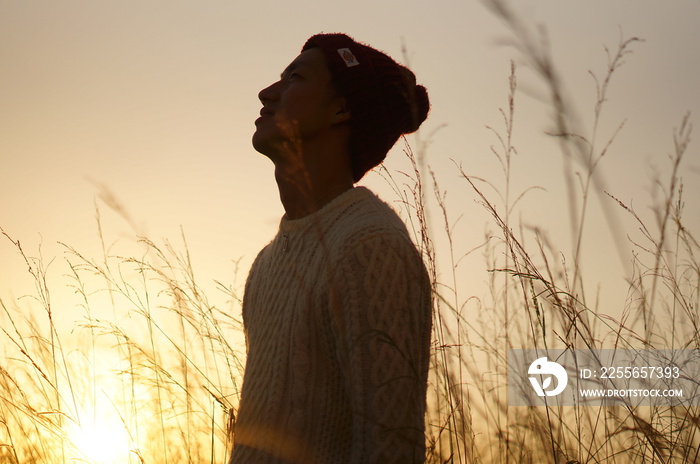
[229, 33, 432, 464]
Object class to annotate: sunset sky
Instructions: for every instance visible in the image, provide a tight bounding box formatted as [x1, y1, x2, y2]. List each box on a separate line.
[1, 0, 699, 330]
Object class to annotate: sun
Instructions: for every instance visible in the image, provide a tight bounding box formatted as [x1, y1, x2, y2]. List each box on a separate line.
[68, 416, 131, 464]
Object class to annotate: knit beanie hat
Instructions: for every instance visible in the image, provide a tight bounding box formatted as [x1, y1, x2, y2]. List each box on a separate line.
[302, 33, 430, 182]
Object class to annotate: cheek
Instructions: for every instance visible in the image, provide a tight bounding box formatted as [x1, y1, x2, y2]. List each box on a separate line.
[272, 105, 305, 135]
[274, 83, 337, 136]
[282, 85, 330, 116]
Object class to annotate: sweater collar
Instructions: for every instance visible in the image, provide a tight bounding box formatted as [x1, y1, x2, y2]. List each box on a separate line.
[278, 186, 373, 235]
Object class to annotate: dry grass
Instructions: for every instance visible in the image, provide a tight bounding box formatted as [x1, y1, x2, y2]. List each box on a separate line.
[411, 2, 698, 462]
[1, 225, 244, 464]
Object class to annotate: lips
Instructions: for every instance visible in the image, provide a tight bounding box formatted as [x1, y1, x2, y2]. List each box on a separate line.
[255, 107, 274, 125]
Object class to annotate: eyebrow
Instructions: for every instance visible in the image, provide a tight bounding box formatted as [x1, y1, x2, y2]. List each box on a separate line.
[280, 59, 309, 79]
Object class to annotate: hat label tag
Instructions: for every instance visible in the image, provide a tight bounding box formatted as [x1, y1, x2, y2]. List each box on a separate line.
[337, 48, 360, 67]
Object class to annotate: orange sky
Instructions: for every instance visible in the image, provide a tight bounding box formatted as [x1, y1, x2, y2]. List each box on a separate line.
[1, 0, 699, 334]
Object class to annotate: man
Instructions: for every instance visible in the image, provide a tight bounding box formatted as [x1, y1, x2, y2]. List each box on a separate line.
[229, 33, 432, 464]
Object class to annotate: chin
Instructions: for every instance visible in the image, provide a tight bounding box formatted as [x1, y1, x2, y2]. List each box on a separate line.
[252, 127, 268, 152]
[252, 132, 279, 160]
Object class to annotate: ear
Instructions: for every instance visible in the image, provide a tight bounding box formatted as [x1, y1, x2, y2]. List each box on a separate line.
[330, 96, 351, 125]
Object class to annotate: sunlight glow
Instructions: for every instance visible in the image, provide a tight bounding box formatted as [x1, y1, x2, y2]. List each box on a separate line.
[69, 417, 131, 464]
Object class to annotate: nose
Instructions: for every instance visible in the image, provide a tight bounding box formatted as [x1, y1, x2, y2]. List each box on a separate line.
[258, 80, 280, 105]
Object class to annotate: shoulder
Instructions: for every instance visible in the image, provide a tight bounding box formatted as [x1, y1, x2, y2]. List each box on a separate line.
[327, 188, 425, 274]
[330, 187, 414, 246]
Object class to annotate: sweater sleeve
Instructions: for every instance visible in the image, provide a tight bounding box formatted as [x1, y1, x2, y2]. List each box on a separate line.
[330, 229, 432, 464]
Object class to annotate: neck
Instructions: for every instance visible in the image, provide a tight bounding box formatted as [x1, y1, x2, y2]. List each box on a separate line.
[272, 146, 354, 220]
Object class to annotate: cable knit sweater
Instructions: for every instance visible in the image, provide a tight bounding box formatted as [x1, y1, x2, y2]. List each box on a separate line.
[229, 186, 432, 464]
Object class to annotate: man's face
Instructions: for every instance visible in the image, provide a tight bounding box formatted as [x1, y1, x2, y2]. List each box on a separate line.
[252, 47, 348, 159]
